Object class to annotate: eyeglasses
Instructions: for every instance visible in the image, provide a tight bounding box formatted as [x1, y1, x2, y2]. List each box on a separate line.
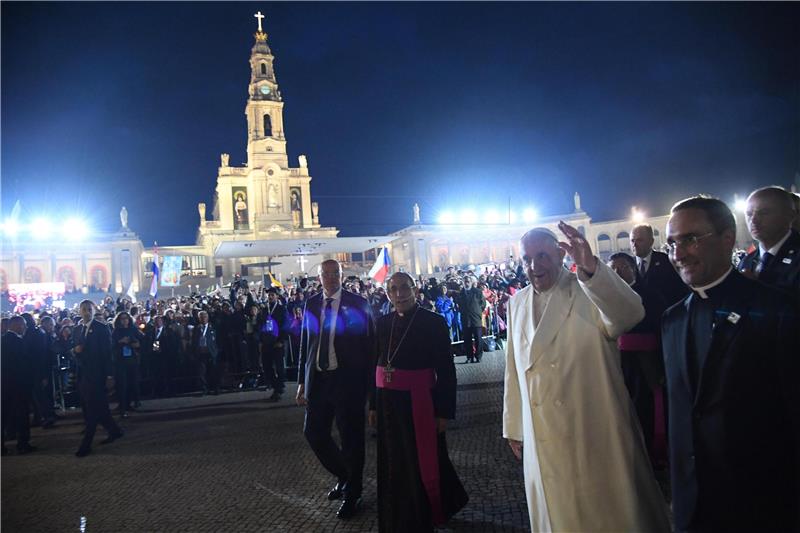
[666, 232, 715, 254]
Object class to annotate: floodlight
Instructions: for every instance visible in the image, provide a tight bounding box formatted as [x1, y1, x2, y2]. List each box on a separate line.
[437, 211, 455, 225]
[631, 207, 646, 224]
[63, 217, 90, 240]
[2, 219, 19, 237]
[522, 208, 538, 223]
[734, 198, 747, 214]
[459, 209, 478, 224]
[509, 210, 518, 224]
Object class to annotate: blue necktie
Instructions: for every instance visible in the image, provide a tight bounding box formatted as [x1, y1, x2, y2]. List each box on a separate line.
[756, 251, 774, 275]
[318, 298, 334, 370]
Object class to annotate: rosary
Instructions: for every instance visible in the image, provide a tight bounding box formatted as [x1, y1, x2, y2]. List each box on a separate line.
[384, 308, 418, 383]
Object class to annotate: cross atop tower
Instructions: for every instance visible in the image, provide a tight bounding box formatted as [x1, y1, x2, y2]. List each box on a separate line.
[254, 11, 265, 32]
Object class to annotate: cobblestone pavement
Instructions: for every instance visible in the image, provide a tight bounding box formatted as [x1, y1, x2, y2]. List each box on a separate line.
[2, 350, 531, 532]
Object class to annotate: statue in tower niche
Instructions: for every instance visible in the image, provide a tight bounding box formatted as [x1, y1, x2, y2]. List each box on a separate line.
[413, 203, 420, 224]
[290, 187, 302, 228]
[120, 206, 129, 229]
[268, 183, 280, 208]
[221, 153, 230, 167]
[232, 187, 250, 230]
[298, 154, 308, 168]
[198, 202, 206, 225]
[574, 191, 582, 212]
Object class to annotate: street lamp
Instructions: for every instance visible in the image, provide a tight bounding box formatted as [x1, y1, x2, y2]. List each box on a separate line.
[631, 206, 645, 224]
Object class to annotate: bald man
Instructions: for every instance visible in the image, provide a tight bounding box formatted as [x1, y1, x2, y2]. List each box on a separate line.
[740, 186, 800, 298]
[296, 260, 376, 520]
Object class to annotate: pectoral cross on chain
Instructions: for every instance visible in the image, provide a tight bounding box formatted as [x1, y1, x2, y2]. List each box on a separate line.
[254, 11, 265, 32]
[384, 364, 394, 383]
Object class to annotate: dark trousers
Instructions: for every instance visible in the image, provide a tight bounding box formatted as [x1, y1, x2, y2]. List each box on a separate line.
[463, 326, 483, 361]
[2, 390, 31, 449]
[115, 360, 140, 412]
[246, 334, 261, 371]
[78, 381, 121, 451]
[261, 339, 286, 393]
[303, 370, 365, 498]
[32, 377, 55, 424]
[197, 355, 220, 394]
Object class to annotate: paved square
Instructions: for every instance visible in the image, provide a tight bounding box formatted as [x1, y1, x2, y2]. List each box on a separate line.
[2, 350, 530, 532]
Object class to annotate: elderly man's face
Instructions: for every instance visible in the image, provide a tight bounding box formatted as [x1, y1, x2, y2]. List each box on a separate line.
[609, 258, 635, 285]
[745, 193, 794, 247]
[522, 235, 565, 292]
[79, 302, 94, 322]
[387, 274, 417, 314]
[630, 227, 654, 258]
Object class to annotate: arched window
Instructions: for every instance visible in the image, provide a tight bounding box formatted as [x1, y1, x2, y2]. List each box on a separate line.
[23, 266, 42, 284]
[260, 63, 267, 75]
[90, 265, 108, 290]
[653, 228, 661, 246]
[616, 231, 631, 252]
[58, 266, 77, 291]
[597, 234, 612, 261]
[263, 114, 272, 137]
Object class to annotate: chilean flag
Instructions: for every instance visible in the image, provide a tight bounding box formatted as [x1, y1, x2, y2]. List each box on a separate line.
[368, 247, 391, 283]
[149, 251, 160, 298]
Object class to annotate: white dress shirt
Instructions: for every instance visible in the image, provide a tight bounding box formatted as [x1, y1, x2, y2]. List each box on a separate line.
[317, 288, 342, 371]
[637, 251, 653, 275]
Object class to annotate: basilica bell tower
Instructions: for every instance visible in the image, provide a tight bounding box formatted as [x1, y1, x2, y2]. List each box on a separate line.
[245, 13, 288, 169]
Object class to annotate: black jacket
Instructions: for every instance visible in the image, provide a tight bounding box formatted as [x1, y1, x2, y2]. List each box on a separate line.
[640, 249, 689, 307]
[72, 320, 113, 388]
[738, 229, 800, 301]
[457, 287, 485, 328]
[298, 290, 376, 403]
[661, 271, 799, 531]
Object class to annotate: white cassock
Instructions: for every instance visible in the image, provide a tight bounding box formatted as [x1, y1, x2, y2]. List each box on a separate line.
[503, 262, 670, 532]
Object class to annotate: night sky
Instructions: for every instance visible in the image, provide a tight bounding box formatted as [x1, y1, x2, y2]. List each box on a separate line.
[2, 2, 798, 246]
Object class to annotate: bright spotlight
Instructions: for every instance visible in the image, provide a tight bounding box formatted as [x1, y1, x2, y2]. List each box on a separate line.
[437, 211, 455, 225]
[459, 209, 478, 225]
[734, 197, 747, 214]
[484, 210, 502, 224]
[509, 210, 518, 224]
[2, 219, 19, 237]
[631, 207, 646, 224]
[522, 208, 538, 224]
[63, 217, 90, 240]
[31, 217, 53, 240]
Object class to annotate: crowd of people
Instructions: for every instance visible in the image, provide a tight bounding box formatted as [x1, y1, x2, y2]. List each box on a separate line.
[3, 185, 799, 532]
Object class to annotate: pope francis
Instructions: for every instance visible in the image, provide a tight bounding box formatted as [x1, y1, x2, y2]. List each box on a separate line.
[503, 222, 670, 532]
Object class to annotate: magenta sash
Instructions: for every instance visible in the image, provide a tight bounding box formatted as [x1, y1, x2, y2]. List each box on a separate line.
[375, 366, 445, 525]
[618, 332, 659, 352]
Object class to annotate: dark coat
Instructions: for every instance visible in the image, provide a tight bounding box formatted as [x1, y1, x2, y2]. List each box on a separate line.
[190, 323, 218, 363]
[2, 332, 31, 396]
[661, 271, 800, 531]
[738, 229, 800, 299]
[456, 287, 485, 328]
[72, 320, 113, 388]
[640, 249, 689, 307]
[298, 290, 376, 403]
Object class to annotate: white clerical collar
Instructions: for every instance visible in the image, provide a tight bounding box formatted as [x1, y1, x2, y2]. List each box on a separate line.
[323, 288, 342, 301]
[691, 267, 732, 299]
[533, 267, 565, 296]
[759, 230, 792, 258]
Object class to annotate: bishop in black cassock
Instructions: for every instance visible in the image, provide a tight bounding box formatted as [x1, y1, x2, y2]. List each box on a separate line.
[370, 272, 468, 532]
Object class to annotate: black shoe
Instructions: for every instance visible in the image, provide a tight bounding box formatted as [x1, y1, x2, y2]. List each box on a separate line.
[336, 497, 362, 519]
[120, 412, 130, 419]
[42, 419, 56, 429]
[267, 391, 282, 402]
[327, 482, 345, 501]
[75, 447, 91, 458]
[17, 444, 38, 454]
[100, 430, 124, 445]
[133, 401, 142, 408]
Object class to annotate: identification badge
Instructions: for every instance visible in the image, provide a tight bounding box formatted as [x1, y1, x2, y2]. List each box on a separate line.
[122, 345, 133, 357]
[782, 258, 792, 265]
[726, 312, 741, 325]
[263, 319, 274, 333]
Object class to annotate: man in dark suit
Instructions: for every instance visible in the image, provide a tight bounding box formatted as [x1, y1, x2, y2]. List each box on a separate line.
[73, 300, 124, 457]
[261, 288, 288, 402]
[191, 310, 219, 395]
[2, 316, 37, 455]
[632, 223, 690, 307]
[739, 186, 800, 299]
[662, 196, 799, 532]
[296, 259, 376, 520]
[457, 276, 485, 363]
